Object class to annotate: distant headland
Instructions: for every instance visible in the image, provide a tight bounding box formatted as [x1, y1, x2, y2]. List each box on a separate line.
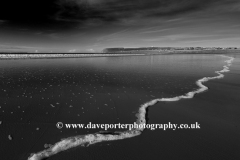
[102, 47, 240, 54]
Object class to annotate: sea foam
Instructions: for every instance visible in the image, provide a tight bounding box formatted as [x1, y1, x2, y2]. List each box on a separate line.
[28, 55, 234, 160]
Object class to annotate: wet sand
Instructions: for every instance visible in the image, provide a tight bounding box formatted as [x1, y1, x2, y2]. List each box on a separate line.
[40, 63, 240, 160]
[146, 53, 240, 159]
[0, 53, 239, 160]
[43, 53, 240, 160]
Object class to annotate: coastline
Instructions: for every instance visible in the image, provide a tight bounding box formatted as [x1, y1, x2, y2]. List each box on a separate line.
[0, 50, 239, 60]
[27, 54, 235, 160]
[142, 65, 240, 160]
[0, 52, 239, 160]
[0, 53, 145, 60]
[146, 52, 240, 159]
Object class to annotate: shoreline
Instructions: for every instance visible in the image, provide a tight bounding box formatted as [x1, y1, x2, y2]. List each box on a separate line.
[27, 55, 234, 160]
[0, 53, 239, 160]
[0, 53, 145, 60]
[0, 50, 239, 60]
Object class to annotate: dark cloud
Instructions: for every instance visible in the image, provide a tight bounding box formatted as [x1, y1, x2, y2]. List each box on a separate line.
[0, 0, 57, 22]
[0, 0, 240, 30]
[54, 0, 240, 24]
[0, 0, 238, 27]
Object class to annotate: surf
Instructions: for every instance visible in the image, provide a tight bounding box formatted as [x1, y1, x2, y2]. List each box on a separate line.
[28, 55, 234, 160]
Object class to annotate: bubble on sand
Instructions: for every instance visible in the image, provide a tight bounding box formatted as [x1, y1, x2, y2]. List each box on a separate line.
[8, 135, 13, 140]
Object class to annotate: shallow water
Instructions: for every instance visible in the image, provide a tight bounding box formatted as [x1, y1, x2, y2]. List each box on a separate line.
[0, 54, 231, 160]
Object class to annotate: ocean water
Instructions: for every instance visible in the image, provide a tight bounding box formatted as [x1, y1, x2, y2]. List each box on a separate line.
[0, 54, 237, 160]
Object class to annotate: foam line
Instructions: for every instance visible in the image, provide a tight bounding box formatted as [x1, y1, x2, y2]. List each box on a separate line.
[28, 55, 234, 160]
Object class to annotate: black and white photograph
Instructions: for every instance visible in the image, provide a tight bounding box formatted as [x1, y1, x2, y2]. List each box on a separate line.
[0, 0, 240, 160]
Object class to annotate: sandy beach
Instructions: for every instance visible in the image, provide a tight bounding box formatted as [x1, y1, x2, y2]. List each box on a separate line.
[144, 53, 240, 159]
[40, 53, 240, 160]
[0, 53, 239, 160]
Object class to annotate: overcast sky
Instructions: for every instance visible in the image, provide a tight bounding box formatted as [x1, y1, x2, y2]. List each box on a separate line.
[0, 0, 240, 52]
